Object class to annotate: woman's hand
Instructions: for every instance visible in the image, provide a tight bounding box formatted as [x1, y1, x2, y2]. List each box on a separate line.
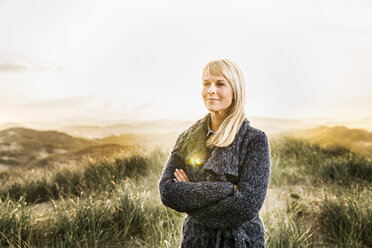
[174, 169, 190, 182]
[173, 169, 237, 191]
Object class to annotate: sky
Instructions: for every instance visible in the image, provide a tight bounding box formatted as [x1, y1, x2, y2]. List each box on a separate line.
[0, 0, 371, 124]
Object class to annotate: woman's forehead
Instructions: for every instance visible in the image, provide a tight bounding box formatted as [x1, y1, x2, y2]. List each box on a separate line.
[203, 73, 227, 81]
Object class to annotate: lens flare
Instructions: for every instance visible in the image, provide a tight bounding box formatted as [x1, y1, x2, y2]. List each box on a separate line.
[186, 154, 204, 167]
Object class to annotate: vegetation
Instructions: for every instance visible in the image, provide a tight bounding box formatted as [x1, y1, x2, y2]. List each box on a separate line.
[0, 133, 371, 247]
[270, 135, 372, 186]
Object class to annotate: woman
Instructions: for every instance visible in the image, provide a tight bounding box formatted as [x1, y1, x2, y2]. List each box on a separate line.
[158, 58, 271, 248]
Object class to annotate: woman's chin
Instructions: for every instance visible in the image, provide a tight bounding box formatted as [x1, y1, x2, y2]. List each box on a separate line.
[206, 107, 218, 112]
[206, 104, 219, 111]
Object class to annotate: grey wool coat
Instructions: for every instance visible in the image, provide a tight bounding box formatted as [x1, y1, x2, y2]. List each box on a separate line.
[158, 113, 271, 248]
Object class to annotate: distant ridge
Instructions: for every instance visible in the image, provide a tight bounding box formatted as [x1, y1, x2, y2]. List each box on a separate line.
[0, 122, 24, 130]
[286, 126, 372, 143]
[283, 125, 372, 156]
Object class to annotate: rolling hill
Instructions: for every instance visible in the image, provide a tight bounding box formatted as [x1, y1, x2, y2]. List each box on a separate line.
[97, 132, 177, 148]
[31, 143, 138, 168]
[0, 127, 177, 171]
[282, 126, 372, 156]
[0, 127, 98, 169]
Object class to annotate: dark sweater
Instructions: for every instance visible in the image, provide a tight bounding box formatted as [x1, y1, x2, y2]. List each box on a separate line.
[158, 113, 271, 248]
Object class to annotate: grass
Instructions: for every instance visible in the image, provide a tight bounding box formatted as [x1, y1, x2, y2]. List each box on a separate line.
[0, 150, 156, 204]
[0, 135, 370, 247]
[0, 197, 36, 247]
[316, 186, 372, 247]
[269, 135, 372, 187]
[0, 175, 184, 247]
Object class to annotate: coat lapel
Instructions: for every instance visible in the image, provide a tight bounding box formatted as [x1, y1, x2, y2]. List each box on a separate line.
[176, 113, 250, 182]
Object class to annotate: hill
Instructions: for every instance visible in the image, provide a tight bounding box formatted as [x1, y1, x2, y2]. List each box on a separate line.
[0, 127, 177, 171]
[97, 132, 177, 149]
[30, 143, 138, 168]
[0, 127, 97, 168]
[56, 120, 191, 139]
[282, 125, 372, 156]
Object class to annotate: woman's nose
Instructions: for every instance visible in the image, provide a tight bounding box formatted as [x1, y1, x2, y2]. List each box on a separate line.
[208, 85, 216, 94]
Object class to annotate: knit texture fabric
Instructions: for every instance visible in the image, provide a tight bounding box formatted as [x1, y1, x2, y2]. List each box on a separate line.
[158, 113, 271, 248]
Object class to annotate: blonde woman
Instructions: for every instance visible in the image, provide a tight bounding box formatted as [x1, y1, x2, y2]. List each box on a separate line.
[159, 59, 271, 248]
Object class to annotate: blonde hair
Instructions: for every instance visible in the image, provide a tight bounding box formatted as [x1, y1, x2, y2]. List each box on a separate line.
[203, 58, 247, 147]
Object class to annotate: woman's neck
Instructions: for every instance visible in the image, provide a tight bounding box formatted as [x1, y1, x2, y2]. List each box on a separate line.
[210, 111, 227, 132]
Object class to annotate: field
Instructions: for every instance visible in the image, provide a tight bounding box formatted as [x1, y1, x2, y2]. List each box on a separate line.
[0, 131, 371, 247]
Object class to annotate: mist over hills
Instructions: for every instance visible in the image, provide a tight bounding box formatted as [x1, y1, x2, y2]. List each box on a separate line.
[1, 116, 371, 139]
[98, 133, 177, 149]
[0, 118, 193, 138]
[0, 122, 25, 130]
[283, 126, 372, 157]
[287, 126, 372, 143]
[57, 121, 190, 139]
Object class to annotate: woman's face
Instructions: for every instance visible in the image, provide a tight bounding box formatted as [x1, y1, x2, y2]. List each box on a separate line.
[202, 72, 234, 115]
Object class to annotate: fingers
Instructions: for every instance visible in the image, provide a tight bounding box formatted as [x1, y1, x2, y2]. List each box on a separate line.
[180, 169, 189, 182]
[174, 170, 181, 182]
[174, 169, 186, 182]
[174, 169, 189, 182]
[174, 169, 182, 182]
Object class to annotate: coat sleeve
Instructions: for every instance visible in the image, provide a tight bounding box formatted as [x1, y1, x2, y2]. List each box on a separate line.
[186, 132, 271, 230]
[158, 134, 235, 213]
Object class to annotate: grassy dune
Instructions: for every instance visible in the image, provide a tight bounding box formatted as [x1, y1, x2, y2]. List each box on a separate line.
[0, 136, 371, 247]
[270, 135, 372, 187]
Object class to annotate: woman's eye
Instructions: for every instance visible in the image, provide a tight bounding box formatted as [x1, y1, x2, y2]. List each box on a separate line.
[217, 83, 224, 86]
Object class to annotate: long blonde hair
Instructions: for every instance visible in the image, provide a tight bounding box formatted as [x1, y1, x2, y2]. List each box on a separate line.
[203, 58, 247, 148]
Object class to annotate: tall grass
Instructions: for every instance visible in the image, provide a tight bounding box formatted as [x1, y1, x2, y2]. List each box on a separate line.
[316, 186, 372, 248]
[0, 150, 159, 204]
[0, 148, 185, 247]
[0, 197, 35, 247]
[0, 178, 184, 247]
[263, 185, 371, 248]
[263, 209, 317, 248]
[270, 135, 372, 187]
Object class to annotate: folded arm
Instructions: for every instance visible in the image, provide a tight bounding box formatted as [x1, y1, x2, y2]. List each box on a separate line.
[187, 132, 271, 230]
[158, 135, 235, 213]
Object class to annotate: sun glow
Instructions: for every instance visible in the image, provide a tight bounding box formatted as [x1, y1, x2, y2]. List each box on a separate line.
[185, 154, 203, 167]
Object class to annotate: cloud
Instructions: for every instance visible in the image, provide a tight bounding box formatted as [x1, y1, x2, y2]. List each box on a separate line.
[0, 63, 63, 72]
[20, 96, 93, 109]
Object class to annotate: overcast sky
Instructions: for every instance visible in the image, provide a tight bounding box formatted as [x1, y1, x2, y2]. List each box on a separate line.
[0, 0, 371, 123]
